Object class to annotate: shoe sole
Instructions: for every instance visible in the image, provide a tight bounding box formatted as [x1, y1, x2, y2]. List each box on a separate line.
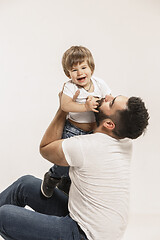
[40, 180, 52, 198]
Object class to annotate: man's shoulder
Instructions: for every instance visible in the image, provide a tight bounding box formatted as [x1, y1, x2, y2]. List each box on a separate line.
[74, 132, 107, 144]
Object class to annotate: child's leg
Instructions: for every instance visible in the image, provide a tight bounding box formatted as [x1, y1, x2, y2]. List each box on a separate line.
[48, 119, 82, 179]
[41, 121, 72, 198]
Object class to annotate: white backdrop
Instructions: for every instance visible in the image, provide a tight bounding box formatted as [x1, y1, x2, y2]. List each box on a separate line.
[0, 0, 160, 219]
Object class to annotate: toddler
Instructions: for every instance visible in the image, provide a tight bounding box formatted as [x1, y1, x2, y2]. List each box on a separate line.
[41, 46, 111, 197]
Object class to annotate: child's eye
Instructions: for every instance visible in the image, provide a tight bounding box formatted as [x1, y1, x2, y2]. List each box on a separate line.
[72, 69, 77, 72]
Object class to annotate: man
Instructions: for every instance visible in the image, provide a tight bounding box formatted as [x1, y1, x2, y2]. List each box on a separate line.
[0, 94, 149, 240]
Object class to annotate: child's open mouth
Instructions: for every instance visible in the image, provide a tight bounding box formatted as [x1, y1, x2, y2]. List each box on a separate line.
[77, 76, 86, 82]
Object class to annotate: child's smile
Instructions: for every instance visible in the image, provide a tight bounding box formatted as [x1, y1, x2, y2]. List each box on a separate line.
[77, 76, 87, 82]
[68, 60, 92, 89]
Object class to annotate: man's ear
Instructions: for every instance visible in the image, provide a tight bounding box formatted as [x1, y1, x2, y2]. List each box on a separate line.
[103, 119, 115, 130]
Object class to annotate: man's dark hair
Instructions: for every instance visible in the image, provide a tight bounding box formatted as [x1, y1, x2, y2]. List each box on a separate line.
[95, 97, 149, 139]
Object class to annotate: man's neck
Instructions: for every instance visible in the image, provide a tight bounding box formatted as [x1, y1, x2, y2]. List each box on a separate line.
[94, 126, 120, 140]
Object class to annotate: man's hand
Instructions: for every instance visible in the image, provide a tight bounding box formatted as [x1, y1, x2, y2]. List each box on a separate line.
[85, 96, 100, 113]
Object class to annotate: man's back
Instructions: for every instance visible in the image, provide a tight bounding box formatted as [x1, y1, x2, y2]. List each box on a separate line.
[62, 133, 132, 240]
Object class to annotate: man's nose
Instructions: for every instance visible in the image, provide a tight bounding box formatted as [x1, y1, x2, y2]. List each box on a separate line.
[105, 95, 114, 102]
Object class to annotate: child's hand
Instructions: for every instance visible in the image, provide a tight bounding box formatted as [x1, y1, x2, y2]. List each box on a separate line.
[72, 90, 80, 102]
[59, 86, 80, 112]
[85, 96, 99, 113]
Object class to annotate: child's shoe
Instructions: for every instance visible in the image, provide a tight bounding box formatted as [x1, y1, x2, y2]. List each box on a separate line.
[41, 171, 60, 198]
[57, 177, 71, 195]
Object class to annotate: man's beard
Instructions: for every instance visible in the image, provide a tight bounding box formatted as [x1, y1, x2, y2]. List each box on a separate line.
[94, 98, 108, 126]
[96, 98, 105, 110]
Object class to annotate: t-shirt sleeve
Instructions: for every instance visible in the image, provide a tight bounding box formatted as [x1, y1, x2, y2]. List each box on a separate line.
[62, 136, 84, 168]
[63, 81, 77, 98]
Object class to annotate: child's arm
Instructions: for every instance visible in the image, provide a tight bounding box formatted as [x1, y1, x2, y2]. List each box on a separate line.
[61, 92, 99, 113]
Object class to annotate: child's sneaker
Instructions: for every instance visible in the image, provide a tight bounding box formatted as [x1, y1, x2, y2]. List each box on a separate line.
[41, 171, 60, 198]
[57, 177, 71, 195]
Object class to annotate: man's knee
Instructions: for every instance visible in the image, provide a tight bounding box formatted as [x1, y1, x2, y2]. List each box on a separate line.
[0, 205, 22, 237]
[13, 175, 38, 200]
[16, 175, 36, 188]
[0, 205, 12, 230]
[0, 204, 8, 219]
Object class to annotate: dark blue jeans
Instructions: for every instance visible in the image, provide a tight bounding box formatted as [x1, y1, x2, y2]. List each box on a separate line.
[49, 120, 92, 178]
[0, 175, 87, 240]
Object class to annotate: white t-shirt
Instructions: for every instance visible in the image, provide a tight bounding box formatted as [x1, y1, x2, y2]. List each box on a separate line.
[63, 76, 111, 123]
[62, 133, 132, 240]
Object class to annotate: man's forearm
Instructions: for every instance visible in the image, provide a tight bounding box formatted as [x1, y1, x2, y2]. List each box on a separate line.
[39, 90, 79, 165]
[40, 108, 67, 150]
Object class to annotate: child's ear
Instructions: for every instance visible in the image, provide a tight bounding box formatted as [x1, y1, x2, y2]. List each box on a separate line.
[103, 119, 115, 130]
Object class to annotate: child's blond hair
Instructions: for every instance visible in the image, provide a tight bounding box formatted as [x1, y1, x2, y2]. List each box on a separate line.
[62, 46, 95, 78]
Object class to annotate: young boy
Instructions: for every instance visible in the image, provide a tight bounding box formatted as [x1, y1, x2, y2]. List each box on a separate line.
[41, 46, 111, 197]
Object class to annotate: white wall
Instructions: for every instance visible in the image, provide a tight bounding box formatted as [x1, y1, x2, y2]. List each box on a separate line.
[0, 0, 160, 215]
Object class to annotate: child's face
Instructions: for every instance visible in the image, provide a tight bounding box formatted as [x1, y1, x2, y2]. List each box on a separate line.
[68, 60, 92, 88]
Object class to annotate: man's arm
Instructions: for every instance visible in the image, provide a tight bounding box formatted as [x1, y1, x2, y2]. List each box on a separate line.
[39, 90, 80, 166]
[39, 108, 69, 166]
